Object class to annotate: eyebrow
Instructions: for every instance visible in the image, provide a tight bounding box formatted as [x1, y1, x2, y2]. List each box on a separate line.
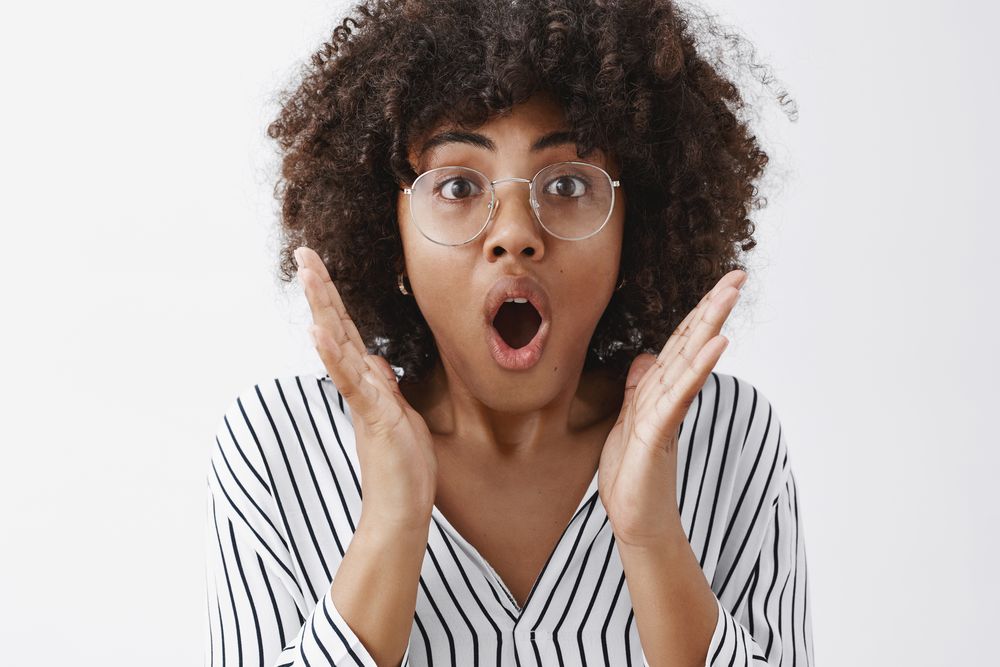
[418, 129, 577, 158]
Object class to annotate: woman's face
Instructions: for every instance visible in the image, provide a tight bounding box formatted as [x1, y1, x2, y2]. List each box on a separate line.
[397, 92, 625, 413]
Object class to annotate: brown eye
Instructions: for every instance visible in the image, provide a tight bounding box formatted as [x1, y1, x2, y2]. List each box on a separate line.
[436, 177, 482, 200]
[543, 174, 588, 198]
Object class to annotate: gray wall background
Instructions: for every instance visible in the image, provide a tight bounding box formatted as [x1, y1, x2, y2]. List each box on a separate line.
[2, 0, 995, 664]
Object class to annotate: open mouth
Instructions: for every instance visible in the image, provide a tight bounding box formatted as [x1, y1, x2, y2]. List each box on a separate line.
[491, 299, 543, 349]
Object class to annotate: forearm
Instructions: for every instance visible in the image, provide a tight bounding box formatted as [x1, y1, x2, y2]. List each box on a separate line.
[618, 525, 719, 667]
[330, 514, 430, 667]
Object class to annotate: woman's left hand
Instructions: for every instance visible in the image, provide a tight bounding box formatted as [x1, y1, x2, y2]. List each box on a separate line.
[599, 269, 747, 548]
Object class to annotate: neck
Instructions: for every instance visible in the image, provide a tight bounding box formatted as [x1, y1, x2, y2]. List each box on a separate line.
[400, 356, 625, 465]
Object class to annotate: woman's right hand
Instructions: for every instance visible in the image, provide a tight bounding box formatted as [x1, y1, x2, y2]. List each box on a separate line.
[294, 246, 437, 535]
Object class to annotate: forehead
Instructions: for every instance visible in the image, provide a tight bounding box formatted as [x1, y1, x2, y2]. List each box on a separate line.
[417, 128, 581, 162]
[410, 125, 617, 174]
[408, 93, 597, 168]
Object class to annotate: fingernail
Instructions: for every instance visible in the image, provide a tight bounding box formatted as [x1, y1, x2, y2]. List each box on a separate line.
[736, 271, 748, 289]
[294, 247, 304, 269]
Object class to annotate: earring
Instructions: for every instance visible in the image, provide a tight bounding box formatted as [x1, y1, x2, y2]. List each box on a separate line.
[397, 272, 410, 296]
[615, 276, 626, 291]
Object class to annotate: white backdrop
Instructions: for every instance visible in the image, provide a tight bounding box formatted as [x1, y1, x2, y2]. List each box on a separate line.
[2, 1, 996, 664]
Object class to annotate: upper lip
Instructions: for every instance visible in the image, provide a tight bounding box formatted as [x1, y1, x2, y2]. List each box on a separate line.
[483, 275, 551, 326]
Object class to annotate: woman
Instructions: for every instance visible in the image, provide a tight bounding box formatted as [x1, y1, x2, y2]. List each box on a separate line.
[205, 1, 813, 666]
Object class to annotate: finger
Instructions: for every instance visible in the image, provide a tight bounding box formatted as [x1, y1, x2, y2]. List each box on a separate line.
[660, 285, 740, 390]
[311, 325, 404, 431]
[638, 269, 745, 402]
[295, 246, 367, 358]
[655, 335, 729, 424]
[655, 269, 746, 369]
[364, 354, 404, 400]
[297, 251, 367, 359]
[299, 264, 373, 382]
[309, 324, 384, 419]
[296, 249, 403, 424]
[616, 353, 657, 425]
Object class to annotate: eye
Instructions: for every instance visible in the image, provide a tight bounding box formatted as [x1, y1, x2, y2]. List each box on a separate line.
[435, 177, 483, 200]
[542, 174, 589, 198]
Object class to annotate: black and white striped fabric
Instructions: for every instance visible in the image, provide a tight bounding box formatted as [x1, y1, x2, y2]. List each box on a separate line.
[205, 370, 814, 666]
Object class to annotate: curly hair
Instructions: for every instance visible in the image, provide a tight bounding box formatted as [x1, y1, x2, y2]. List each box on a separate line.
[266, 0, 795, 385]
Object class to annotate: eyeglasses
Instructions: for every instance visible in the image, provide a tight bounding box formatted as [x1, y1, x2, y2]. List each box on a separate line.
[399, 161, 622, 246]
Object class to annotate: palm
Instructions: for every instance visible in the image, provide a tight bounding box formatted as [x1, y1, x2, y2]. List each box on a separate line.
[295, 246, 438, 530]
[598, 270, 747, 547]
[598, 352, 680, 545]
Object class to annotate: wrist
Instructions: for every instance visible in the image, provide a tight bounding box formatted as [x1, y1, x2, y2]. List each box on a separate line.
[613, 517, 689, 553]
[358, 510, 432, 546]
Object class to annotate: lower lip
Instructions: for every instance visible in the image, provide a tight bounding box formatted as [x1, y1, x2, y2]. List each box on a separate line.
[486, 318, 550, 370]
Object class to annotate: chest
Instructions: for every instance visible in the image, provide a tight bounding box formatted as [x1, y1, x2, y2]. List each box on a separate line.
[433, 455, 599, 610]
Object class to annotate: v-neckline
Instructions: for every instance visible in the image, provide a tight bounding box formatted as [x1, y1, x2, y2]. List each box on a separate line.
[429, 465, 602, 620]
[328, 370, 613, 618]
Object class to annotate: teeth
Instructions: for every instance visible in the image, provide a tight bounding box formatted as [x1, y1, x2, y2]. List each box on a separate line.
[503, 297, 529, 303]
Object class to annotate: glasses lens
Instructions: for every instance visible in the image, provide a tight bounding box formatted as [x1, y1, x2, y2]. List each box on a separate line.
[532, 162, 614, 240]
[408, 163, 616, 244]
[410, 166, 492, 245]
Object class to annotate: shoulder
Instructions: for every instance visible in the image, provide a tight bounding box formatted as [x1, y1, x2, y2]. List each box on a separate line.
[692, 371, 786, 439]
[206, 369, 359, 514]
[211, 368, 355, 448]
[684, 371, 792, 497]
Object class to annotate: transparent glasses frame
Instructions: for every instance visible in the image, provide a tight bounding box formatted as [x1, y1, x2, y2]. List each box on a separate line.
[399, 160, 622, 246]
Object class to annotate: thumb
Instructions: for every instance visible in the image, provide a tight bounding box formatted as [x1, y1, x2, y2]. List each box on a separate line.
[618, 353, 657, 419]
[362, 354, 403, 396]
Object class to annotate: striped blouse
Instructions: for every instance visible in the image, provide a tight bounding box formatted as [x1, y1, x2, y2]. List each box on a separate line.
[205, 369, 814, 666]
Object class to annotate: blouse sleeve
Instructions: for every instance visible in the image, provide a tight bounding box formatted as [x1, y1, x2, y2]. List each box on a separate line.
[204, 394, 413, 667]
[641, 379, 815, 667]
[699, 469, 814, 666]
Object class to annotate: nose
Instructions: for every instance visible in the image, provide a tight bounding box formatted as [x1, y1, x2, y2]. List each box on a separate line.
[481, 180, 547, 262]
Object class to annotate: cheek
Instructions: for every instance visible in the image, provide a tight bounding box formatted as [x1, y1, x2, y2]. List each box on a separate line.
[555, 257, 617, 325]
[397, 207, 480, 347]
[396, 202, 415, 256]
[574, 231, 623, 293]
[556, 239, 622, 326]
[408, 257, 476, 337]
